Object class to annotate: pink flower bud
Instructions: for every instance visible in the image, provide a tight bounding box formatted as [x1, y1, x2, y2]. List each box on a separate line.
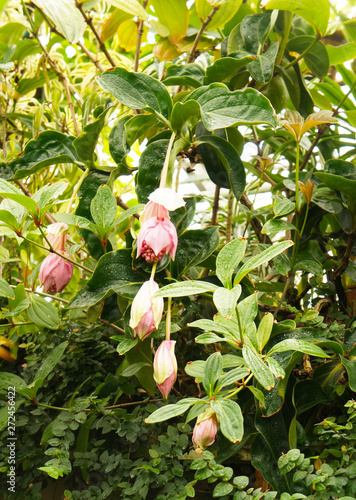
[137, 216, 178, 262]
[153, 340, 177, 399]
[39, 251, 74, 294]
[44, 223, 69, 251]
[192, 409, 218, 451]
[129, 279, 164, 340]
[140, 201, 170, 225]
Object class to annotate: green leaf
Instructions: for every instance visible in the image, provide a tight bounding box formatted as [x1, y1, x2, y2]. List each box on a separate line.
[73, 103, 114, 168]
[32, 0, 86, 43]
[0, 210, 21, 232]
[187, 84, 277, 130]
[32, 342, 67, 384]
[204, 53, 255, 84]
[145, 398, 199, 423]
[273, 197, 295, 217]
[287, 36, 329, 79]
[155, 280, 218, 298]
[262, 219, 297, 234]
[327, 43, 356, 65]
[195, 332, 225, 344]
[263, 0, 330, 35]
[0, 372, 26, 390]
[248, 385, 265, 407]
[55, 212, 101, 238]
[125, 114, 158, 147]
[108, 0, 149, 20]
[121, 362, 151, 377]
[195, 0, 242, 31]
[194, 135, 246, 201]
[256, 313, 274, 352]
[172, 226, 220, 276]
[242, 345, 275, 390]
[248, 42, 279, 84]
[108, 116, 130, 165]
[0, 278, 15, 299]
[97, 68, 172, 121]
[116, 338, 139, 355]
[266, 357, 286, 379]
[216, 237, 247, 288]
[213, 285, 241, 319]
[69, 249, 146, 308]
[268, 339, 329, 358]
[240, 13, 272, 53]
[171, 100, 201, 135]
[0, 192, 37, 217]
[90, 185, 117, 236]
[217, 367, 250, 389]
[211, 399, 244, 442]
[237, 293, 258, 337]
[189, 319, 231, 336]
[162, 63, 205, 88]
[213, 482, 234, 497]
[203, 352, 223, 397]
[0, 131, 80, 181]
[151, 0, 188, 44]
[27, 294, 61, 330]
[341, 357, 356, 392]
[136, 139, 167, 203]
[234, 240, 294, 284]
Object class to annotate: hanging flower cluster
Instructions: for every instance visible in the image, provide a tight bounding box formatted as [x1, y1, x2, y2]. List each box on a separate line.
[129, 188, 184, 399]
[39, 223, 74, 294]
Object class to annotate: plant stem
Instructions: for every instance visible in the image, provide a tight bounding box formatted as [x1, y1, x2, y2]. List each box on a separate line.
[283, 37, 319, 70]
[299, 204, 309, 239]
[225, 373, 253, 400]
[187, 7, 219, 63]
[159, 132, 176, 188]
[9, 285, 69, 303]
[165, 297, 172, 341]
[277, 11, 293, 65]
[66, 167, 90, 214]
[37, 402, 71, 411]
[235, 305, 244, 345]
[225, 190, 234, 243]
[77, 40, 105, 72]
[295, 141, 300, 212]
[75, 1, 115, 67]
[273, 274, 292, 319]
[150, 261, 158, 280]
[97, 318, 125, 334]
[211, 185, 220, 225]
[134, 0, 148, 72]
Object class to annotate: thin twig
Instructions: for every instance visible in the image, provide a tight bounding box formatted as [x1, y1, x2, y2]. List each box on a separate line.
[225, 190, 234, 243]
[97, 317, 125, 334]
[116, 196, 140, 219]
[335, 232, 355, 277]
[75, 1, 116, 67]
[211, 185, 220, 225]
[240, 193, 272, 244]
[187, 6, 219, 63]
[134, 0, 148, 72]
[77, 40, 105, 72]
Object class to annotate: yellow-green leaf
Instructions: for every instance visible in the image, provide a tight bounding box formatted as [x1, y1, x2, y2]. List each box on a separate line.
[195, 0, 242, 30]
[151, 0, 189, 44]
[108, 0, 148, 20]
[262, 0, 329, 36]
[327, 43, 356, 65]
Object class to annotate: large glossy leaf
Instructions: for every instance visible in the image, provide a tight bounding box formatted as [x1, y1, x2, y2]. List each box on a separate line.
[240, 13, 272, 53]
[163, 64, 205, 88]
[341, 357, 356, 392]
[213, 286, 241, 319]
[248, 42, 279, 84]
[76, 171, 111, 259]
[155, 280, 218, 298]
[101, 8, 132, 41]
[151, 0, 188, 44]
[68, 249, 146, 308]
[145, 398, 201, 423]
[287, 36, 329, 79]
[211, 399, 244, 443]
[32, 0, 86, 43]
[0, 131, 81, 181]
[73, 103, 114, 168]
[172, 226, 220, 276]
[268, 339, 329, 358]
[0, 278, 15, 299]
[0, 372, 26, 390]
[136, 139, 167, 203]
[234, 240, 294, 284]
[204, 53, 255, 84]
[27, 294, 61, 330]
[32, 342, 68, 384]
[263, 0, 330, 35]
[97, 68, 172, 121]
[194, 135, 246, 200]
[90, 185, 117, 235]
[186, 84, 277, 130]
[195, 0, 242, 31]
[109, 116, 130, 165]
[171, 100, 201, 135]
[195, 123, 230, 188]
[242, 345, 275, 390]
[216, 237, 247, 288]
[203, 352, 222, 397]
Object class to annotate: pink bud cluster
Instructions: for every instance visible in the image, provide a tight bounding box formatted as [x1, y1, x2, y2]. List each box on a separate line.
[39, 223, 73, 294]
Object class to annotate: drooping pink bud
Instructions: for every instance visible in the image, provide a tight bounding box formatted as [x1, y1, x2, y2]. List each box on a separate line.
[153, 340, 177, 399]
[137, 216, 178, 262]
[129, 279, 164, 340]
[140, 188, 185, 224]
[39, 251, 74, 294]
[192, 408, 219, 451]
[44, 223, 69, 251]
[140, 201, 169, 225]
